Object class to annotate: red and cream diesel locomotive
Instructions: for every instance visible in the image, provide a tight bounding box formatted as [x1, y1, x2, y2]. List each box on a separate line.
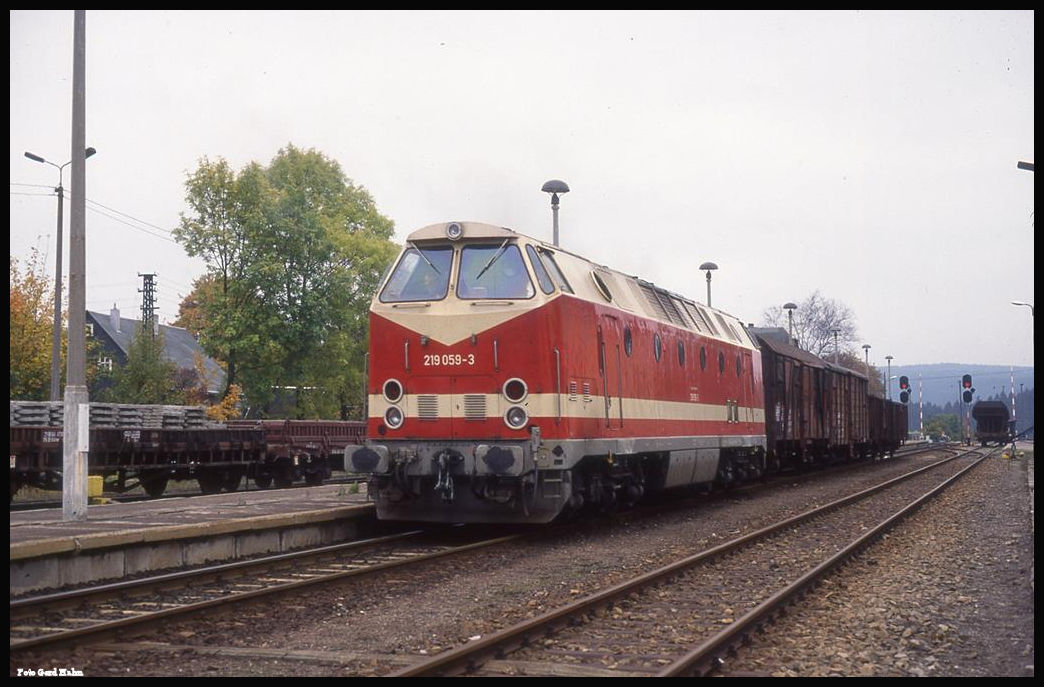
[350, 221, 773, 523]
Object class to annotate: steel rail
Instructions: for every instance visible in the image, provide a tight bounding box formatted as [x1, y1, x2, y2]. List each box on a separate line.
[10, 532, 522, 651]
[389, 448, 984, 677]
[659, 449, 991, 676]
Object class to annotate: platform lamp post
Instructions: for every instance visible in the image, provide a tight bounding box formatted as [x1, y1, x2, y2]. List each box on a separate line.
[24, 146, 97, 402]
[699, 262, 718, 308]
[885, 355, 893, 400]
[832, 328, 840, 364]
[783, 302, 797, 345]
[862, 344, 872, 389]
[541, 179, 569, 247]
[1011, 301, 1034, 350]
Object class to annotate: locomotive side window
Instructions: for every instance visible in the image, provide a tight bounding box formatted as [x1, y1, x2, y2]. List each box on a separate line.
[677, 340, 686, 367]
[736, 353, 743, 376]
[379, 246, 453, 303]
[718, 351, 726, 375]
[458, 243, 535, 300]
[526, 244, 555, 294]
[591, 270, 613, 302]
[700, 345, 707, 371]
[536, 249, 573, 294]
[624, 327, 633, 357]
[653, 333, 662, 362]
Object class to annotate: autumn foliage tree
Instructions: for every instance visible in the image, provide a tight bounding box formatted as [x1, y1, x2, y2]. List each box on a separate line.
[173, 144, 398, 418]
[10, 249, 60, 400]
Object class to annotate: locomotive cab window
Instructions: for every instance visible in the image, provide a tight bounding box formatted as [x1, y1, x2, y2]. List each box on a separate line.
[458, 243, 535, 300]
[379, 245, 453, 303]
[526, 244, 555, 294]
[536, 248, 573, 294]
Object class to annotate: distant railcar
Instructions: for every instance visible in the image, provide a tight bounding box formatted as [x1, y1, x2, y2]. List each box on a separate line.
[971, 400, 1012, 446]
[8, 401, 365, 500]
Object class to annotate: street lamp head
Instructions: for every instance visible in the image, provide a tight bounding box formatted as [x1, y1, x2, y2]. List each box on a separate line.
[1011, 300, 1034, 314]
[542, 179, 569, 247]
[541, 179, 569, 200]
[783, 302, 797, 311]
[699, 262, 718, 272]
[24, 151, 46, 163]
[85, 147, 97, 159]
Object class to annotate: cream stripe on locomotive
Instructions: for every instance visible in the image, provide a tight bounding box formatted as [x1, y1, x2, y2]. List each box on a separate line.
[370, 392, 766, 425]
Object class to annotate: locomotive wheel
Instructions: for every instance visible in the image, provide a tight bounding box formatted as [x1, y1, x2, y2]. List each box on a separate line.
[222, 470, 243, 492]
[273, 459, 294, 489]
[198, 470, 224, 495]
[10, 472, 23, 502]
[140, 471, 169, 498]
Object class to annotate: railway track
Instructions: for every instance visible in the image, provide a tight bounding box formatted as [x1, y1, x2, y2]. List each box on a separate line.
[9, 527, 521, 654]
[388, 446, 991, 677]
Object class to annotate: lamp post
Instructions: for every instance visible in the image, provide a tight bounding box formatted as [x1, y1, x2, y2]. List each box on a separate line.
[699, 262, 718, 308]
[832, 328, 840, 364]
[24, 146, 97, 402]
[885, 355, 893, 400]
[862, 344, 872, 386]
[541, 179, 569, 247]
[1012, 300, 1034, 350]
[783, 302, 797, 345]
[1011, 300, 1034, 316]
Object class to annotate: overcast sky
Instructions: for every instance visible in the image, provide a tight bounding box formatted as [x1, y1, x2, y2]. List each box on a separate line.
[10, 10, 1035, 370]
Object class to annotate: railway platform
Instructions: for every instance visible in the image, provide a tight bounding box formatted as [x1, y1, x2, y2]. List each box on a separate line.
[10, 484, 376, 596]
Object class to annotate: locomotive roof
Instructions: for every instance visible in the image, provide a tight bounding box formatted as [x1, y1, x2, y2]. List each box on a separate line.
[393, 221, 758, 350]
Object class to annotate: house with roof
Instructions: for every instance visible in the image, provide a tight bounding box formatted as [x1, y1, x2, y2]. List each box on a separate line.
[86, 305, 226, 399]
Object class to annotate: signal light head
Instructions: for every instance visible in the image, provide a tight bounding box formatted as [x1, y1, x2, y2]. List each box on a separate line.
[962, 374, 972, 389]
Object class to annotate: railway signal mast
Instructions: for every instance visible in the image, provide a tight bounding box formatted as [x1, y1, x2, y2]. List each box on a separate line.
[898, 376, 910, 404]
[961, 374, 974, 446]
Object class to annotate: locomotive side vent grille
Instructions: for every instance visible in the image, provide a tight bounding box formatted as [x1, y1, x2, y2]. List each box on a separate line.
[463, 394, 486, 420]
[582, 382, 592, 403]
[417, 395, 438, 420]
[569, 381, 578, 401]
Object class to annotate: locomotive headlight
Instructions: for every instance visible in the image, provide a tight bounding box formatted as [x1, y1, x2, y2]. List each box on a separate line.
[384, 406, 404, 429]
[502, 377, 528, 403]
[446, 222, 464, 241]
[383, 379, 404, 404]
[504, 405, 528, 430]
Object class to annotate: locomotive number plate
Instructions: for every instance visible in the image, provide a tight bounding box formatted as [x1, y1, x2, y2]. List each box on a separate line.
[423, 353, 476, 367]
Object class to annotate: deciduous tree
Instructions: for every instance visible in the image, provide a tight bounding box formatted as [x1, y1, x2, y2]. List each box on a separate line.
[10, 250, 60, 400]
[174, 145, 398, 417]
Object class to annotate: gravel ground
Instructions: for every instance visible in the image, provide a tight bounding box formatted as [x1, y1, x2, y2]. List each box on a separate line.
[13, 448, 1033, 678]
[717, 448, 1034, 677]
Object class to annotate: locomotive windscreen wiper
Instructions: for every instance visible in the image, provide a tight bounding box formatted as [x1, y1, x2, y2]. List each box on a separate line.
[407, 241, 441, 275]
[474, 238, 510, 281]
